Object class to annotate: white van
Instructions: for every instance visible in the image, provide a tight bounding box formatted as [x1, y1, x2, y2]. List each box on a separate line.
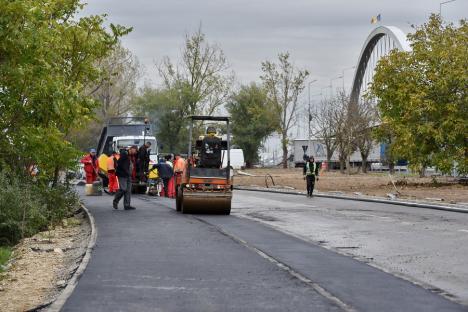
[222, 149, 245, 169]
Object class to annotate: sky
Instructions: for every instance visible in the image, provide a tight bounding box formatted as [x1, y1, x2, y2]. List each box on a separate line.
[80, 0, 466, 91]
[80, 0, 466, 153]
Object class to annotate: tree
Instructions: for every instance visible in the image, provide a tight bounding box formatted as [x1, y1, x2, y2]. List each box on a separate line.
[261, 53, 309, 168]
[131, 86, 189, 153]
[370, 15, 467, 175]
[328, 91, 357, 174]
[312, 98, 338, 171]
[158, 27, 233, 117]
[227, 83, 277, 168]
[0, 0, 130, 181]
[69, 43, 141, 151]
[354, 99, 378, 173]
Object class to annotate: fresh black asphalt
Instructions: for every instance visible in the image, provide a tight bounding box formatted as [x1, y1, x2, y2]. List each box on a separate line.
[62, 188, 467, 311]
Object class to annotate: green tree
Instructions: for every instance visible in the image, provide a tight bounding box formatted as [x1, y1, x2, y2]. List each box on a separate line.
[227, 83, 277, 168]
[158, 27, 233, 117]
[370, 15, 467, 175]
[131, 86, 189, 153]
[69, 43, 141, 151]
[261, 53, 309, 168]
[0, 0, 130, 181]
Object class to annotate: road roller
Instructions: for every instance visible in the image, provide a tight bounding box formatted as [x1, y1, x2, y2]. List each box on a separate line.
[175, 116, 233, 215]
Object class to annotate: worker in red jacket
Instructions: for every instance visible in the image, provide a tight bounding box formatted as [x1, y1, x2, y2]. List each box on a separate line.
[81, 149, 99, 184]
[107, 151, 119, 194]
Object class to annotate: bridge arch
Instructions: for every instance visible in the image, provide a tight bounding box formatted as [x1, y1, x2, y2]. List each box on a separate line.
[350, 26, 411, 105]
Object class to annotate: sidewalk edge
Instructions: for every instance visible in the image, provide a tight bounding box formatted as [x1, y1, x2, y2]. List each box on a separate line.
[234, 186, 468, 213]
[46, 203, 97, 311]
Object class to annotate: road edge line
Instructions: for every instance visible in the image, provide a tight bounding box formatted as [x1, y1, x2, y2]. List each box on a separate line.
[234, 186, 468, 213]
[194, 216, 357, 312]
[46, 203, 97, 312]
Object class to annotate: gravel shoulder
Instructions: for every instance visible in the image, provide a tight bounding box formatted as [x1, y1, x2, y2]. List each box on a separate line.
[0, 210, 91, 312]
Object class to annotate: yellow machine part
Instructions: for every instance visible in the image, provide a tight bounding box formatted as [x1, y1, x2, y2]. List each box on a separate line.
[98, 154, 109, 173]
[181, 191, 231, 215]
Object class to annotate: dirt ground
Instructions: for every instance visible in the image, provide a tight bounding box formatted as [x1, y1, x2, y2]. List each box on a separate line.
[234, 168, 468, 204]
[0, 210, 91, 312]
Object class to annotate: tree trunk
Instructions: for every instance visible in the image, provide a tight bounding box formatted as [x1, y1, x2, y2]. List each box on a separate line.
[362, 157, 368, 173]
[52, 166, 60, 187]
[339, 156, 345, 174]
[281, 132, 288, 169]
[346, 155, 351, 175]
[326, 154, 332, 172]
[389, 161, 395, 174]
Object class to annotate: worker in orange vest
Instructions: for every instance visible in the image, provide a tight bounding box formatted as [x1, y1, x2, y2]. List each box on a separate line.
[80, 149, 98, 184]
[107, 151, 119, 194]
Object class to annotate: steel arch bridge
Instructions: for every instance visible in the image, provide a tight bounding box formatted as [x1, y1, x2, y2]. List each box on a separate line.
[350, 26, 411, 105]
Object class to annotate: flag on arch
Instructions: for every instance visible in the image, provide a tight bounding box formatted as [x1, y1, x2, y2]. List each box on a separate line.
[371, 14, 382, 24]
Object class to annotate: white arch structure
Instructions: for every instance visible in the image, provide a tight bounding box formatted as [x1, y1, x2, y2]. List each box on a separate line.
[350, 26, 411, 105]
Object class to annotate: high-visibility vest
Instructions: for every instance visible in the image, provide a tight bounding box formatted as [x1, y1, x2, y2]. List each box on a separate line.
[107, 156, 115, 171]
[305, 162, 316, 176]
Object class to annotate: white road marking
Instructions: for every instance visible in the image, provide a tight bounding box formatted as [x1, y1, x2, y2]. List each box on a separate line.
[458, 229, 468, 233]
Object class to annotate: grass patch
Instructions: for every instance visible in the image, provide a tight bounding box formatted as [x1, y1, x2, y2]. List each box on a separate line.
[0, 246, 12, 272]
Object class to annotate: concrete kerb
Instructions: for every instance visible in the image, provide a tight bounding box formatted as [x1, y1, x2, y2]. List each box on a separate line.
[234, 186, 468, 214]
[46, 203, 97, 312]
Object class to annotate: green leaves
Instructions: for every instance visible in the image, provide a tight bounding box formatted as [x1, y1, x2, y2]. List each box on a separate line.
[227, 83, 277, 167]
[370, 14, 467, 175]
[0, 0, 129, 181]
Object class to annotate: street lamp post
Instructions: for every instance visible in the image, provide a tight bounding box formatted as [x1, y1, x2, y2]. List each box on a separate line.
[439, 0, 456, 17]
[307, 79, 318, 155]
[330, 75, 343, 97]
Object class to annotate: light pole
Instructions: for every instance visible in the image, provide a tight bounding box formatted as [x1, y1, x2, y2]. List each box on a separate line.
[439, 0, 456, 17]
[330, 75, 343, 97]
[341, 66, 356, 92]
[307, 79, 318, 155]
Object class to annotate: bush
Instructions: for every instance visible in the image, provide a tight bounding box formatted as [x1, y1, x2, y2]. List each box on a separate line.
[0, 171, 79, 246]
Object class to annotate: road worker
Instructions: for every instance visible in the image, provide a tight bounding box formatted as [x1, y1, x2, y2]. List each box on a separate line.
[199, 126, 222, 169]
[303, 155, 320, 197]
[107, 151, 119, 194]
[80, 148, 99, 184]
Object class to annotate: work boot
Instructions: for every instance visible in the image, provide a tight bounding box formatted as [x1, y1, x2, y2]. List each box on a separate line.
[113, 201, 118, 210]
[124, 206, 136, 210]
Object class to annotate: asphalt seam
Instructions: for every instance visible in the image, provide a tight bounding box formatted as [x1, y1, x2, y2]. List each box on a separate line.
[46, 203, 98, 312]
[234, 186, 468, 213]
[194, 216, 356, 312]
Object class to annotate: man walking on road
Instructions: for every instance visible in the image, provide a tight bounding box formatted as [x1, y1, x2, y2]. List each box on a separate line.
[113, 148, 136, 210]
[303, 155, 319, 197]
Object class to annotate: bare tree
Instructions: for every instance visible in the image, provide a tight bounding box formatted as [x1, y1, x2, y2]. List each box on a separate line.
[261, 52, 309, 168]
[158, 27, 234, 117]
[354, 99, 378, 173]
[89, 43, 141, 117]
[311, 97, 338, 171]
[332, 91, 357, 174]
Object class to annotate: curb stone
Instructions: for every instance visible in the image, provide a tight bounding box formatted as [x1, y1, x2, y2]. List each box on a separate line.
[234, 186, 468, 214]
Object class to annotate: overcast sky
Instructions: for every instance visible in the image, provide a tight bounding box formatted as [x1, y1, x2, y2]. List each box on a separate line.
[80, 0, 466, 148]
[81, 0, 466, 92]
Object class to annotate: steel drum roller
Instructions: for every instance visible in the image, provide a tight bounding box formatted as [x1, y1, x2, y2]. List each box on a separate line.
[182, 192, 231, 215]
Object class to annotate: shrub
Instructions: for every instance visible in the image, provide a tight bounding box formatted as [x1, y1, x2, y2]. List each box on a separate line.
[0, 171, 79, 246]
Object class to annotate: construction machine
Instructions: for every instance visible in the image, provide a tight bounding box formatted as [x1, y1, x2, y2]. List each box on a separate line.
[175, 116, 233, 215]
[96, 117, 158, 193]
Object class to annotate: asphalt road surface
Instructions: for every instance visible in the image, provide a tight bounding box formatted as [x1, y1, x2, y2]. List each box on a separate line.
[63, 188, 467, 312]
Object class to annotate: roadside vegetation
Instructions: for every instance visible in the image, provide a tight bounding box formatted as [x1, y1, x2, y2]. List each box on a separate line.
[0, 0, 130, 248]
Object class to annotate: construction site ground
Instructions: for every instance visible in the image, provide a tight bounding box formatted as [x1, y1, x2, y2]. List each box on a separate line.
[234, 168, 468, 204]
